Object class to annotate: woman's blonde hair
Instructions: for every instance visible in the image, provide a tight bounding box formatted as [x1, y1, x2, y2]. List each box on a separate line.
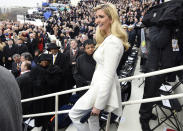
[94, 3, 130, 50]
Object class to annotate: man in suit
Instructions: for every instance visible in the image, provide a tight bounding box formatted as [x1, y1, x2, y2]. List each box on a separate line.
[3, 38, 18, 69]
[0, 66, 22, 131]
[64, 39, 83, 73]
[47, 43, 72, 105]
[64, 40, 83, 89]
[27, 33, 38, 56]
[16, 61, 33, 115]
[47, 43, 68, 74]
[15, 39, 28, 55]
[11, 54, 21, 77]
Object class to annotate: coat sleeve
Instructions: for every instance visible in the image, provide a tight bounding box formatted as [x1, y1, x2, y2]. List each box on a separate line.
[94, 38, 124, 110]
[73, 57, 89, 87]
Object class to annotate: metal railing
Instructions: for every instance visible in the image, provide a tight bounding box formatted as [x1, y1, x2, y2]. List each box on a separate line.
[21, 65, 183, 131]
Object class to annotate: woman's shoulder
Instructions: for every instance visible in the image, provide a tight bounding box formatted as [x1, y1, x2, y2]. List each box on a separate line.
[104, 34, 124, 48]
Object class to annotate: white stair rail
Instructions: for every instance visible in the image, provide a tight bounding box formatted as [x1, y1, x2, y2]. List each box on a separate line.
[22, 65, 183, 103]
[55, 95, 59, 131]
[23, 93, 183, 118]
[119, 65, 183, 82]
[21, 86, 90, 103]
[21, 65, 183, 131]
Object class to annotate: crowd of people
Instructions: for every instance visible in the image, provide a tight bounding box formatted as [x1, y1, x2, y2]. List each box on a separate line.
[0, 0, 161, 131]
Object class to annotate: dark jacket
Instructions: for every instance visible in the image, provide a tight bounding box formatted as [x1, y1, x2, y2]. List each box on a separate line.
[16, 44, 28, 55]
[30, 64, 64, 126]
[16, 71, 33, 115]
[64, 48, 83, 70]
[145, 26, 173, 70]
[11, 61, 21, 78]
[0, 66, 22, 131]
[52, 52, 68, 76]
[0, 50, 3, 66]
[73, 53, 96, 87]
[73, 53, 96, 97]
[26, 38, 38, 56]
[3, 44, 18, 69]
[64, 48, 83, 87]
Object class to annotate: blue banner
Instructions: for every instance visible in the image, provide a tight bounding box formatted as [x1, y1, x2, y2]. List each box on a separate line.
[44, 11, 52, 20]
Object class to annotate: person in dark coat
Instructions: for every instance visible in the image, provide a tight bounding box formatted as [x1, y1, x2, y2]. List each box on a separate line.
[16, 39, 28, 55]
[33, 49, 41, 65]
[47, 43, 72, 105]
[47, 43, 68, 75]
[16, 61, 33, 115]
[139, 25, 176, 131]
[0, 66, 22, 131]
[11, 54, 21, 77]
[30, 53, 51, 129]
[0, 38, 6, 66]
[64, 39, 83, 92]
[73, 39, 96, 97]
[64, 39, 83, 73]
[0, 32, 6, 42]
[30, 53, 63, 130]
[73, 22, 80, 37]
[3, 38, 18, 69]
[127, 25, 136, 49]
[27, 33, 38, 56]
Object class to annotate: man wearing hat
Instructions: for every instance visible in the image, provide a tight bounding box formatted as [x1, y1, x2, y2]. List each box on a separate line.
[47, 42, 72, 105]
[47, 43, 68, 71]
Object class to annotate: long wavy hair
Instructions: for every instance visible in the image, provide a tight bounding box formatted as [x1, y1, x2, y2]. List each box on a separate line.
[94, 3, 130, 50]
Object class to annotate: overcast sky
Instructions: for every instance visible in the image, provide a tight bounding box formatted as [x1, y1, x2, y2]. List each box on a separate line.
[0, 0, 47, 8]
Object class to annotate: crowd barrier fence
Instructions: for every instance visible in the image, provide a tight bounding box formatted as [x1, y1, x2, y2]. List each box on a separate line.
[21, 65, 183, 131]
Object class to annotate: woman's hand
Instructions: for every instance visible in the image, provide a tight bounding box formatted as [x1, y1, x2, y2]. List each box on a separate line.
[91, 107, 101, 116]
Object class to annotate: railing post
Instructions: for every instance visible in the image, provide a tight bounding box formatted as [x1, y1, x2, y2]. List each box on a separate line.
[55, 95, 59, 131]
[106, 112, 111, 131]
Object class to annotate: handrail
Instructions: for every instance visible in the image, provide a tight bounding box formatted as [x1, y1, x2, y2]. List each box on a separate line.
[23, 93, 183, 118]
[119, 65, 183, 82]
[21, 86, 90, 103]
[21, 65, 183, 103]
[21, 65, 183, 131]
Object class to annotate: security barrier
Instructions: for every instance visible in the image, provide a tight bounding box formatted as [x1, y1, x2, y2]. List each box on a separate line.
[22, 65, 183, 131]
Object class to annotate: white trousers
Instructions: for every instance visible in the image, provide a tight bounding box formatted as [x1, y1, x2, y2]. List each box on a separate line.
[69, 108, 100, 131]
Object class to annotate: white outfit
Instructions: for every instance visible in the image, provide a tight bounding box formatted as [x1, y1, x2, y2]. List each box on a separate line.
[69, 34, 124, 131]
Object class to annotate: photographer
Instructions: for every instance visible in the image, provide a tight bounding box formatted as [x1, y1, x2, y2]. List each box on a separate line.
[139, 23, 183, 131]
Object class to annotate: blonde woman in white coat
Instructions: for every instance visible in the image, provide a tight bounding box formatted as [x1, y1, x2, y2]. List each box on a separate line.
[69, 3, 130, 131]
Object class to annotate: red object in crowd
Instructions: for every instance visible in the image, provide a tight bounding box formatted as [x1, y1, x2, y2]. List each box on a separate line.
[9, 34, 11, 39]
[166, 129, 176, 131]
[38, 37, 44, 52]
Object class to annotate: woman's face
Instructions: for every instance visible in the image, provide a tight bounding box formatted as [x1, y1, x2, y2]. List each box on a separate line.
[40, 61, 49, 67]
[95, 9, 112, 34]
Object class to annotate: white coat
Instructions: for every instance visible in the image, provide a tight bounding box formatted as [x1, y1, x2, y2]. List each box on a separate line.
[72, 34, 124, 116]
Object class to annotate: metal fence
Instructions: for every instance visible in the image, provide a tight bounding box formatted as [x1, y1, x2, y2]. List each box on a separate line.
[22, 65, 183, 131]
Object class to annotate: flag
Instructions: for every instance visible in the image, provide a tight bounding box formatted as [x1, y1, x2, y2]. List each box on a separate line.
[44, 11, 52, 20]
